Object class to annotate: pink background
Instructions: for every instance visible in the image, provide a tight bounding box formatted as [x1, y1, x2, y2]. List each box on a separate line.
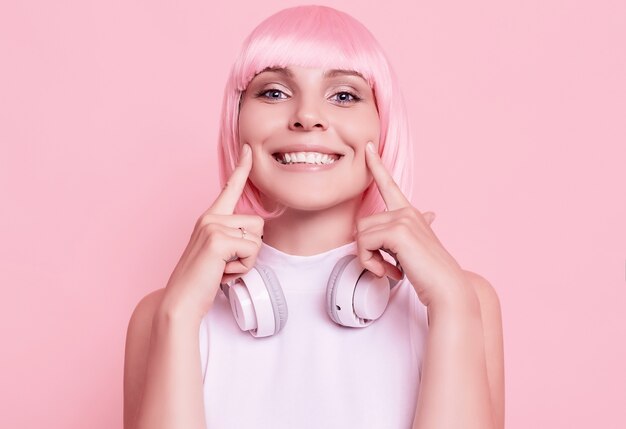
[1, 0, 624, 428]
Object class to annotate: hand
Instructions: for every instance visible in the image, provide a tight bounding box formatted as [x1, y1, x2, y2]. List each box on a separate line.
[355, 141, 469, 309]
[160, 144, 264, 321]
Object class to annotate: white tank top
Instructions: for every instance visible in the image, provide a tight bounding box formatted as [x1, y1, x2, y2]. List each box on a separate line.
[198, 240, 429, 428]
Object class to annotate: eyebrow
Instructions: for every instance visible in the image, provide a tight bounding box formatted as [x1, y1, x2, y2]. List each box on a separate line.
[256, 67, 367, 82]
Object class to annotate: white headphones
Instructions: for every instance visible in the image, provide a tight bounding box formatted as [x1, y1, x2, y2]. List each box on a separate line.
[220, 251, 402, 338]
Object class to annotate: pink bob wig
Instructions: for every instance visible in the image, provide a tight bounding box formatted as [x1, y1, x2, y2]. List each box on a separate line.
[217, 5, 414, 219]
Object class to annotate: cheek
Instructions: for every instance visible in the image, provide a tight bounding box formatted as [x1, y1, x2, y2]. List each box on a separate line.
[238, 104, 284, 144]
[238, 106, 260, 143]
[333, 108, 381, 146]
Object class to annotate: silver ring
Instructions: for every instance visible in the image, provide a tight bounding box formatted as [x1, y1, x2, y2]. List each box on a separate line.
[239, 227, 247, 239]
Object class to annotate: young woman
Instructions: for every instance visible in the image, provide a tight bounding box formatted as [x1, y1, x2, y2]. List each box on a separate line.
[124, 5, 505, 429]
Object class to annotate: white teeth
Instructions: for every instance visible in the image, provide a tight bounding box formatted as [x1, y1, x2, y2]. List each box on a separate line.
[275, 151, 340, 165]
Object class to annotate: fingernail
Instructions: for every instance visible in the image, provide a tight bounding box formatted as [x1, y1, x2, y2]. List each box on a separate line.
[366, 142, 375, 153]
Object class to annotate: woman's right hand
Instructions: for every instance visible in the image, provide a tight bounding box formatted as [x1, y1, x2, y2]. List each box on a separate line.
[158, 143, 264, 323]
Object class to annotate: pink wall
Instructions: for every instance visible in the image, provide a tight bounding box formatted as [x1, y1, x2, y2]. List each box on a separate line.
[1, 1, 624, 428]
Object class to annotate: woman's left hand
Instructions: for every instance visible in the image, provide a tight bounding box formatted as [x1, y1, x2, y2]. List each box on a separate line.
[355, 141, 471, 309]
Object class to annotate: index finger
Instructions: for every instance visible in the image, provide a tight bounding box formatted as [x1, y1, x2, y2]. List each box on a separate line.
[364, 141, 410, 211]
[208, 144, 253, 215]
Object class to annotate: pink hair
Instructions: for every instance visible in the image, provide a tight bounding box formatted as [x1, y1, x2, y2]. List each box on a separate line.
[217, 5, 414, 219]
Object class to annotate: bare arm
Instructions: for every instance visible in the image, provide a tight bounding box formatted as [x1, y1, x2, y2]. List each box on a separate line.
[124, 291, 207, 429]
[469, 272, 505, 429]
[411, 273, 502, 429]
[125, 144, 260, 429]
[359, 143, 505, 428]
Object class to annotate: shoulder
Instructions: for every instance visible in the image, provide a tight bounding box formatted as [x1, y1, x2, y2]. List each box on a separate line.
[462, 269, 503, 340]
[126, 288, 167, 344]
[462, 270, 501, 314]
[128, 288, 166, 326]
[125, 287, 167, 367]
[462, 269, 505, 429]
[123, 288, 166, 428]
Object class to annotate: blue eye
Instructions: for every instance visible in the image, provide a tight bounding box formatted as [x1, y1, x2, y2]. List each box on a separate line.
[332, 91, 360, 104]
[257, 89, 287, 100]
[254, 89, 360, 104]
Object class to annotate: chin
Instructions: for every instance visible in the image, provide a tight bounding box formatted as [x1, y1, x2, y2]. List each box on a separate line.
[250, 163, 371, 212]
[259, 187, 366, 213]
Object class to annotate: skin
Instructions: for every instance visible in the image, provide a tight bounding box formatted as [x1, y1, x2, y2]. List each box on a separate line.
[125, 65, 504, 429]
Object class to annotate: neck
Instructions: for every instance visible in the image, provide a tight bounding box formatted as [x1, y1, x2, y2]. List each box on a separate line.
[262, 196, 361, 256]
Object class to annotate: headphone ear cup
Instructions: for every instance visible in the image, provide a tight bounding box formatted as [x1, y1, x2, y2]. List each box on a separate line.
[326, 255, 392, 327]
[225, 264, 288, 338]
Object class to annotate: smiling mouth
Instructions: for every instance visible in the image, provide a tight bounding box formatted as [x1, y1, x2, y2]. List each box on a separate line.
[272, 151, 343, 165]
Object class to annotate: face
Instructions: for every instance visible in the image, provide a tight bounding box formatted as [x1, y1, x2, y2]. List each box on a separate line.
[238, 65, 381, 212]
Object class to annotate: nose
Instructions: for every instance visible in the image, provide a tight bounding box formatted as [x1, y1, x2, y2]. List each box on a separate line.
[289, 97, 328, 131]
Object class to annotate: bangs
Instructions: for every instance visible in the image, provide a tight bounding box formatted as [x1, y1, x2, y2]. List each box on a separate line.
[232, 6, 388, 91]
